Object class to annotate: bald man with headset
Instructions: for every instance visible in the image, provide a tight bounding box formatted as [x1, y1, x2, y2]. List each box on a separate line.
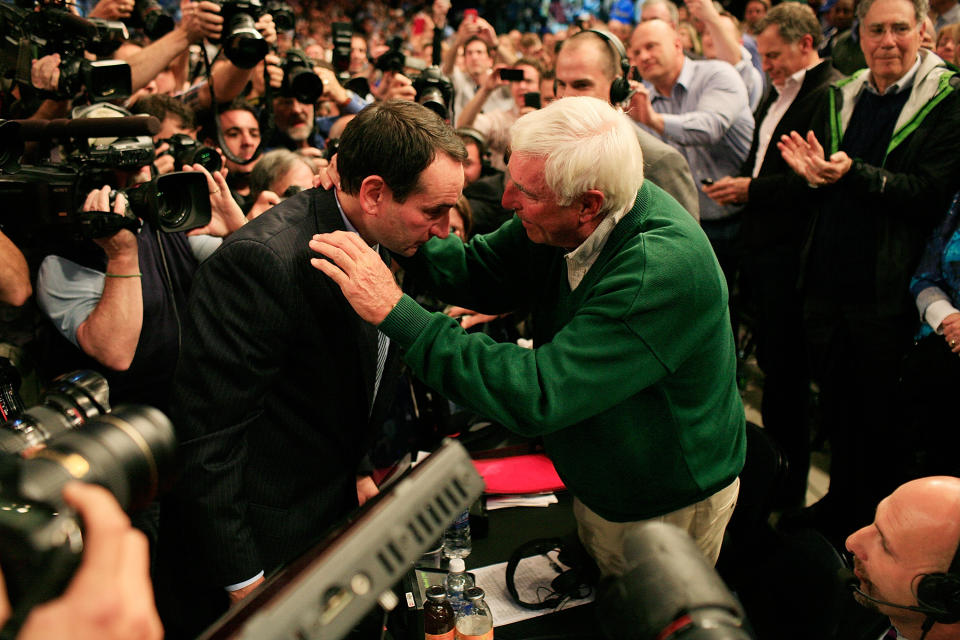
[845, 476, 960, 640]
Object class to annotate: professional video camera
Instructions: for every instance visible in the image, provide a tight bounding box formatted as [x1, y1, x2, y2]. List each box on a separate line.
[124, 0, 174, 40]
[0, 1, 132, 103]
[264, 0, 295, 32]
[0, 370, 176, 619]
[161, 132, 223, 173]
[0, 112, 212, 253]
[209, 0, 268, 69]
[413, 66, 454, 121]
[598, 522, 754, 640]
[279, 49, 323, 104]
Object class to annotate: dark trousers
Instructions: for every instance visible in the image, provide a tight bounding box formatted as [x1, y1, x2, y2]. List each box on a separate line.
[803, 297, 915, 540]
[899, 332, 960, 478]
[742, 254, 811, 507]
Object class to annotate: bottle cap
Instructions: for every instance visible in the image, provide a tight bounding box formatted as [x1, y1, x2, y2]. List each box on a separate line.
[464, 586, 485, 601]
[448, 558, 465, 573]
[426, 585, 447, 602]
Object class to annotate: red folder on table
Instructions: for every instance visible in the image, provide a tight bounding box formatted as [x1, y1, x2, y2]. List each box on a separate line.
[471, 453, 565, 494]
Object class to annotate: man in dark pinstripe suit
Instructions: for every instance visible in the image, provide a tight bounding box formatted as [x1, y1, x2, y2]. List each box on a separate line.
[156, 101, 467, 639]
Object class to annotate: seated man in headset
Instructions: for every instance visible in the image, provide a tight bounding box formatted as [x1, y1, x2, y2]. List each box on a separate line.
[846, 476, 960, 640]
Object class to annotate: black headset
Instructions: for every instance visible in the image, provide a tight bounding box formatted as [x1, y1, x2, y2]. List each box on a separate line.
[555, 29, 632, 105]
[455, 126, 492, 174]
[844, 535, 960, 627]
[915, 537, 960, 624]
[505, 537, 598, 610]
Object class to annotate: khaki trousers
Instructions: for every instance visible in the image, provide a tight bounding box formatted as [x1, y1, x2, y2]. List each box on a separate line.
[573, 477, 740, 577]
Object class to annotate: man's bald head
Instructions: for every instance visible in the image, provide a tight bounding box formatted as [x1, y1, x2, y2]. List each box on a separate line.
[846, 477, 960, 637]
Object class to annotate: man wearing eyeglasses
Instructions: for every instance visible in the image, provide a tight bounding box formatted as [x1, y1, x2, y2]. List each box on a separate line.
[776, 0, 960, 544]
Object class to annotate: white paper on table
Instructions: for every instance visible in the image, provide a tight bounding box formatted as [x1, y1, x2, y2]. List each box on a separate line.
[485, 493, 559, 510]
[470, 551, 594, 627]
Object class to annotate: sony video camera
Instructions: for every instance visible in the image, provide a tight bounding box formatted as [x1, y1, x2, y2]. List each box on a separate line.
[279, 49, 323, 104]
[0, 110, 212, 252]
[0, 369, 176, 615]
[0, 1, 132, 103]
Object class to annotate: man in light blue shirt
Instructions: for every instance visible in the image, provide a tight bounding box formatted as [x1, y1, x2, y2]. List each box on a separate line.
[627, 18, 754, 279]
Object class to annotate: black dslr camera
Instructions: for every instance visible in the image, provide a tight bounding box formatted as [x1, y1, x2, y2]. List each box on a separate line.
[0, 1, 132, 103]
[413, 66, 454, 121]
[0, 370, 176, 616]
[124, 0, 174, 40]
[279, 49, 323, 104]
[264, 0, 295, 32]
[160, 133, 223, 173]
[374, 36, 406, 74]
[209, 0, 268, 69]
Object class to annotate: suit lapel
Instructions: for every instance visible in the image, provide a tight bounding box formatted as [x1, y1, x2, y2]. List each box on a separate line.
[310, 189, 380, 413]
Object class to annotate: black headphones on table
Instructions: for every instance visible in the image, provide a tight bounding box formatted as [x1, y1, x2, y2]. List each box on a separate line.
[505, 537, 598, 610]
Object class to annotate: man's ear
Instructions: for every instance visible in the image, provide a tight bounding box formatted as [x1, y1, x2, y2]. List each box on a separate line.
[358, 175, 388, 215]
[578, 190, 605, 224]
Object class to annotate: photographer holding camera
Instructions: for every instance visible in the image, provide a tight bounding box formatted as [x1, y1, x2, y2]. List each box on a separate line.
[269, 53, 367, 160]
[34, 161, 245, 414]
[0, 483, 163, 640]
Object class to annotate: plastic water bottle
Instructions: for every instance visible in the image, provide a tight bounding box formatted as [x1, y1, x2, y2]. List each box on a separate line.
[444, 557, 474, 614]
[455, 586, 493, 639]
[443, 508, 472, 559]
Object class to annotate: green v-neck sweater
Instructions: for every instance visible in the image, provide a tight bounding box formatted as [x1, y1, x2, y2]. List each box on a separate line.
[381, 181, 746, 522]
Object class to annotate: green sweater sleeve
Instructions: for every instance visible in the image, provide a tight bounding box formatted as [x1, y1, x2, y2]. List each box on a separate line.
[380, 267, 674, 436]
[399, 217, 554, 314]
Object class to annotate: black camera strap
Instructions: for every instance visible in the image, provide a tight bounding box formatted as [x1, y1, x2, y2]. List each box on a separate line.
[203, 44, 274, 167]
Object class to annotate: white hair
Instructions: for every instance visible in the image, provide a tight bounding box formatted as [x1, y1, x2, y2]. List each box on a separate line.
[508, 96, 644, 217]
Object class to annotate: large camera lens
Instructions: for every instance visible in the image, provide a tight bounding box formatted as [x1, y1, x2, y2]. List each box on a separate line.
[0, 404, 176, 612]
[287, 66, 323, 104]
[18, 404, 176, 510]
[223, 11, 268, 69]
[418, 88, 447, 120]
[156, 184, 190, 228]
[0, 371, 110, 456]
[124, 171, 211, 233]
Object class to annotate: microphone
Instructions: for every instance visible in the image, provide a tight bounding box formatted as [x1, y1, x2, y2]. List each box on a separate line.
[13, 116, 162, 141]
[838, 568, 939, 615]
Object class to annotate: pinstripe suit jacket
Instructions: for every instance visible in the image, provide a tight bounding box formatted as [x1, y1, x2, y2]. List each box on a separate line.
[167, 187, 399, 588]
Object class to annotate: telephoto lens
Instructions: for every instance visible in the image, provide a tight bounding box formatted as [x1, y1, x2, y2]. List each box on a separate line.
[0, 404, 177, 614]
[0, 370, 110, 456]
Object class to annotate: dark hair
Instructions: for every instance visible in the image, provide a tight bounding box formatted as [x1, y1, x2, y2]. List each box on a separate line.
[337, 100, 466, 203]
[756, 2, 823, 48]
[464, 35, 495, 58]
[514, 57, 544, 82]
[131, 94, 196, 130]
